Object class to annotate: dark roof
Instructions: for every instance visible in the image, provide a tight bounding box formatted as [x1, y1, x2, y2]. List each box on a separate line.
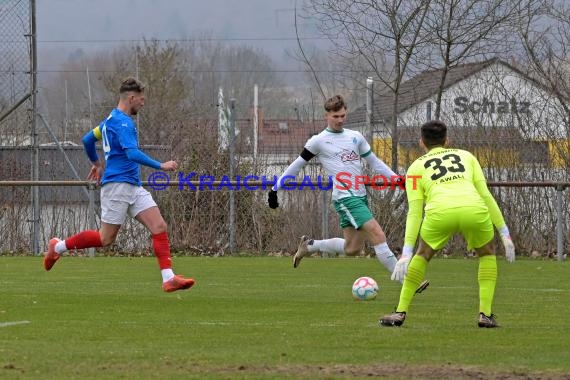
[346, 58, 529, 127]
[234, 118, 325, 155]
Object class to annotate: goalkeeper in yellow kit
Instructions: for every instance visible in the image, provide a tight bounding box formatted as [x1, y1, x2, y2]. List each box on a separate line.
[379, 120, 515, 328]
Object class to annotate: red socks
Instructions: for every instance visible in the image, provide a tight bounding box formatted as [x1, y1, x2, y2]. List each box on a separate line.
[65, 230, 103, 250]
[152, 232, 173, 269]
[64, 230, 172, 270]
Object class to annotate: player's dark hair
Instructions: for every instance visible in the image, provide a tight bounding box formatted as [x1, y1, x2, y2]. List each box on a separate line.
[119, 77, 145, 95]
[324, 95, 346, 112]
[421, 120, 447, 148]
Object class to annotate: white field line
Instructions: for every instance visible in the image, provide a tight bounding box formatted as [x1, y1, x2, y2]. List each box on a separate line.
[119, 320, 343, 327]
[0, 320, 30, 328]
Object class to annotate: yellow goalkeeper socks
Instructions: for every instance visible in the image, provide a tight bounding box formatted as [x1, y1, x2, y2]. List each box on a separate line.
[478, 255, 497, 316]
[396, 255, 428, 312]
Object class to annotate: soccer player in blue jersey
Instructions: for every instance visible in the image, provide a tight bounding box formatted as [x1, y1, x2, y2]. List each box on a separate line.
[43, 77, 195, 293]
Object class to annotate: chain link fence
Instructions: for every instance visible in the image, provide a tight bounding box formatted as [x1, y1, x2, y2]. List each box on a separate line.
[0, 30, 567, 259]
[1, 143, 567, 260]
[0, 0, 31, 145]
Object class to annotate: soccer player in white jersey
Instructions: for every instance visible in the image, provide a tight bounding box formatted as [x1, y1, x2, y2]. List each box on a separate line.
[268, 95, 428, 291]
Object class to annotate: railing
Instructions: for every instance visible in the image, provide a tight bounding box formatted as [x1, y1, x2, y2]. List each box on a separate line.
[0, 180, 567, 261]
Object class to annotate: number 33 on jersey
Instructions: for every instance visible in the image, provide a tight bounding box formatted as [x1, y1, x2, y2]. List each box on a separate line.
[405, 147, 488, 211]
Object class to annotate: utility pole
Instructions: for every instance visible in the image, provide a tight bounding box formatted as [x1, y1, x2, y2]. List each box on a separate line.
[30, 0, 40, 254]
[365, 77, 374, 144]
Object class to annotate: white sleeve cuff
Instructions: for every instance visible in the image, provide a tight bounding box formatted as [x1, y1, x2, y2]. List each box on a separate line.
[498, 226, 510, 237]
[402, 245, 414, 259]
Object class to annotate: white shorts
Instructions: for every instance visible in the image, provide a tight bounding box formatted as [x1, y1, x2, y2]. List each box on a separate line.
[100, 182, 157, 225]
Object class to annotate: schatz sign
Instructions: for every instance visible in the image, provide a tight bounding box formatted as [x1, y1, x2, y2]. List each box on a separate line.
[453, 96, 531, 114]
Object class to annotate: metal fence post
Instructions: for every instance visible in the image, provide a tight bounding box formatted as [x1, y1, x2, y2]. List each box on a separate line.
[229, 98, 236, 255]
[556, 184, 565, 261]
[30, 0, 40, 255]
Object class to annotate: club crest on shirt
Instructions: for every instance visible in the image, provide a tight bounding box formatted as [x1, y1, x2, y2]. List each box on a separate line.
[340, 150, 359, 162]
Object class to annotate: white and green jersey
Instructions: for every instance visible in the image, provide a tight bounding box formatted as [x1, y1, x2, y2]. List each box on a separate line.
[305, 127, 372, 201]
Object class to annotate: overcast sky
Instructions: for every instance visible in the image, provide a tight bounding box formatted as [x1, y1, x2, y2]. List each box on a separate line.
[36, 0, 323, 69]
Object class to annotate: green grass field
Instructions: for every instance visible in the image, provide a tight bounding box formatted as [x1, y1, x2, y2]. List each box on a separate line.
[1, 256, 569, 379]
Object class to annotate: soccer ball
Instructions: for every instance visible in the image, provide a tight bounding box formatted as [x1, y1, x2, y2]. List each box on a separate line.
[352, 276, 378, 301]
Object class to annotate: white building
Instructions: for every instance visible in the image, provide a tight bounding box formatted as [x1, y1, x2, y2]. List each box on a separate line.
[346, 58, 569, 174]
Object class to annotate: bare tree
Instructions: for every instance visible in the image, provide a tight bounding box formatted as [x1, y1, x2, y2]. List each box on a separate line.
[518, 0, 570, 121]
[424, 0, 536, 119]
[516, 0, 570, 187]
[288, 43, 375, 110]
[294, 2, 326, 101]
[306, 0, 432, 170]
[218, 45, 291, 117]
[96, 39, 191, 151]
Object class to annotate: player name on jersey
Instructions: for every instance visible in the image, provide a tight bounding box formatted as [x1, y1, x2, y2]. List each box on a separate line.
[439, 174, 465, 183]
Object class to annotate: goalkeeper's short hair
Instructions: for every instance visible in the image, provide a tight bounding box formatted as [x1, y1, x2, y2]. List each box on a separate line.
[421, 120, 447, 148]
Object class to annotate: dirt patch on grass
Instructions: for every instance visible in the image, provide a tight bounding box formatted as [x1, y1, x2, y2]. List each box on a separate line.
[20, 361, 567, 379]
[210, 363, 570, 379]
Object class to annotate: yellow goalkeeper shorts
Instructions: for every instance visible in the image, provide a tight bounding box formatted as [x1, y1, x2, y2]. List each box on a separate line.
[420, 206, 494, 250]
